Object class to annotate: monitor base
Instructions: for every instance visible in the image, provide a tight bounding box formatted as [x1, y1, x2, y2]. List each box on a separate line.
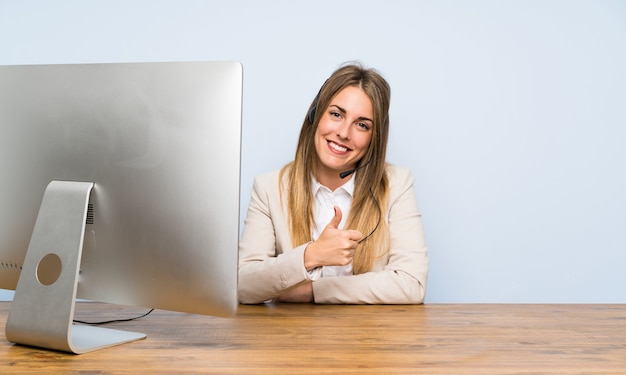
[5, 180, 146, 354]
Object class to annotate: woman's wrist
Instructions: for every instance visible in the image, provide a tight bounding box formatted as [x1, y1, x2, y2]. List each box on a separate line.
[303, 241, 319, 271]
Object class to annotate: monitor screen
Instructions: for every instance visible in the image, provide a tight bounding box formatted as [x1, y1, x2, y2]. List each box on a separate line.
[0, 61, 242, 353]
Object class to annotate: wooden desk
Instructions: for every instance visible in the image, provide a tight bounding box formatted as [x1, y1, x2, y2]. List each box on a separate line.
[1, 302, 625, 374]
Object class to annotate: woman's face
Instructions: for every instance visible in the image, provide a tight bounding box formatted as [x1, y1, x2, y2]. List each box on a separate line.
[314, 85, 373, 185]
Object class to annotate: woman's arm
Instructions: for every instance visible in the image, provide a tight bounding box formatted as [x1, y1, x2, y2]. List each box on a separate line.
[312, 166, 429, 304]
[237, 172, 313, 304]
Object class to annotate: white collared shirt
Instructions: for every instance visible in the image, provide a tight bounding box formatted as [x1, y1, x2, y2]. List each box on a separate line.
[309, 175, 355, 279]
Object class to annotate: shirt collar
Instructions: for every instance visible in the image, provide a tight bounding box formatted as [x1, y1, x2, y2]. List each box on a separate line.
[311, 173, 356, 197]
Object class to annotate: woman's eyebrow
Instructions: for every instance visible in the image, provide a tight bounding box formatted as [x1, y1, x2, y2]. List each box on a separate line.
[330, 104, 373, 122]
[329, 104, 346, 114]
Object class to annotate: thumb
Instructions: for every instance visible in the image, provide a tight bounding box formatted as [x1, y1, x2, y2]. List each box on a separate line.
[325, 206, 342, 230]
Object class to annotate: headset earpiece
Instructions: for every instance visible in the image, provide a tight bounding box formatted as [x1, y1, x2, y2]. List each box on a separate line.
[308, 89, 321, 124]
[307, 101, 317, 124]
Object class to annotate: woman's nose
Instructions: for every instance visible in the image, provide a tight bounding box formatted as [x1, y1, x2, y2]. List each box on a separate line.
[336, 121, 350, 139]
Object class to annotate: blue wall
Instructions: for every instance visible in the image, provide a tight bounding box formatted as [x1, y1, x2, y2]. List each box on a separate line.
[1, 0, 625, 302]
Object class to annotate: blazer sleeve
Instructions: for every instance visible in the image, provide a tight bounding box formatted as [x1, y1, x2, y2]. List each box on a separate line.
[237, 171, 313, 304]
[312, 165, 429, 304]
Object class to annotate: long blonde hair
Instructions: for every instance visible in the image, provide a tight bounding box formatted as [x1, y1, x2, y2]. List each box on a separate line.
[280, 62, 391, 274]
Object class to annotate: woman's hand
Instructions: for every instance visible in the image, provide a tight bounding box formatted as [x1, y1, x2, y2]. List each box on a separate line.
[274, 282, 314, 303]
[304, 206, 362, 270]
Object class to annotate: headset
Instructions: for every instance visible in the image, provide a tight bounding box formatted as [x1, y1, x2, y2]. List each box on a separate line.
[307, 86, 324, 124]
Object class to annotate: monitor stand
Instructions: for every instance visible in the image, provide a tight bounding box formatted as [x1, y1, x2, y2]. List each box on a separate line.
[5, 180, 146, 354]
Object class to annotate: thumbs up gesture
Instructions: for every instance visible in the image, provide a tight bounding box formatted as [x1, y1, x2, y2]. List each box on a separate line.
[325, 205, 343, 231]
[303, 206, 363, 270]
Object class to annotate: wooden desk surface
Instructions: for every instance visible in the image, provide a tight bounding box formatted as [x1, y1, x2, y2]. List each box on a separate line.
[1, 302, 625, 374]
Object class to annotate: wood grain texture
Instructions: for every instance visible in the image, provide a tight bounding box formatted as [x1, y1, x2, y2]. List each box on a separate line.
[1, 302, 625, 374]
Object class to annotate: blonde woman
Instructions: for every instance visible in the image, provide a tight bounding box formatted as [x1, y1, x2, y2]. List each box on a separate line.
[238, 62, 428, 304]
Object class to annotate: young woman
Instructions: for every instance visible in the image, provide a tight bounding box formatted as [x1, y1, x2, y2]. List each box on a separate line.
[238, 62, 428, 304]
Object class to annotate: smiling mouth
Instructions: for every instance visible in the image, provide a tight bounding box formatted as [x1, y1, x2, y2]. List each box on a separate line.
[328, 140, 350, 153]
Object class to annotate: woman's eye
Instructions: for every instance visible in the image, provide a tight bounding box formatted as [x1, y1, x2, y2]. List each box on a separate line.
[329, 111, 341, 118]
[357, 122, 371, 131]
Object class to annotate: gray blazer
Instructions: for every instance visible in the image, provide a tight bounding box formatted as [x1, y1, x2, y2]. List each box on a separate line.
[238, 164, 429, 304]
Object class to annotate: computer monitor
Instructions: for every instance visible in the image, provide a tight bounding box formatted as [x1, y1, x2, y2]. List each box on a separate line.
[0, 61, 242, 353]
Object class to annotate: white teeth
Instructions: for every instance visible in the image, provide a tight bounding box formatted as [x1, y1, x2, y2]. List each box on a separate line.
[329, 141, 348, 152]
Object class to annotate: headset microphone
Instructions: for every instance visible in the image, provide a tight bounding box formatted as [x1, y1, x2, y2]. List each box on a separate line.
[339, 159, 371, 179]
[339, 169, 357, 179]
